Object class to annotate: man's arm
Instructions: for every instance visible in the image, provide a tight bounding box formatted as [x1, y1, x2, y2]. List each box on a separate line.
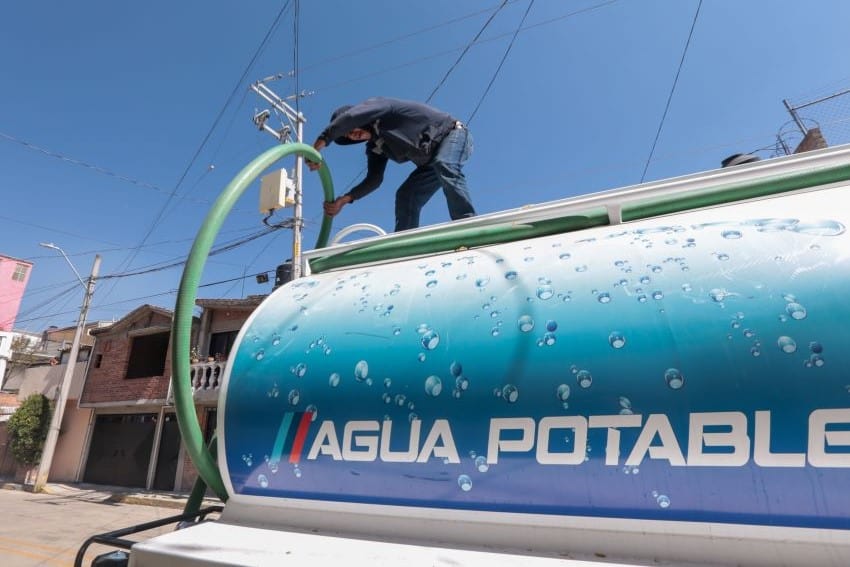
[322, 151, 388, 217]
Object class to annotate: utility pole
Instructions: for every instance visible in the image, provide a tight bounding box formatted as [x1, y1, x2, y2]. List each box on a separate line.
[33, 246, 101, 492]
[251, 78, 311, 279]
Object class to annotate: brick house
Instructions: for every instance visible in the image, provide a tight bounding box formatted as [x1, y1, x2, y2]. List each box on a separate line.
[75, 297, 262, 491]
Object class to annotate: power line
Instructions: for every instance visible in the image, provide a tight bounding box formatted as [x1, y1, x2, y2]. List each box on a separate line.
[0, 131, 177, 197]
[639, 0, 703, 182]
[100, 0, 293, 303]
[426, 0, 509, 104]
[467, 0, 535, 125]
[312, 1, 618, 96]
[299, 1, 519, 73]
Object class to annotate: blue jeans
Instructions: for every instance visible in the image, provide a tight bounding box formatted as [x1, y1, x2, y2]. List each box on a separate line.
[394, 127, 476, 231]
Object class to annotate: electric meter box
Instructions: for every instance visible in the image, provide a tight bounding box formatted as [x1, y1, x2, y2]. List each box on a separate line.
[259, 169, 295, 212]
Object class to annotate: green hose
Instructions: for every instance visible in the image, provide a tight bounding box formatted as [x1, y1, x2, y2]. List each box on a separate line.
[171, 143, 334, 501]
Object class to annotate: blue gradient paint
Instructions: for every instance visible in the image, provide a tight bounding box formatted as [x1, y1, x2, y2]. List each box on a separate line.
[221, 191, 850, 529]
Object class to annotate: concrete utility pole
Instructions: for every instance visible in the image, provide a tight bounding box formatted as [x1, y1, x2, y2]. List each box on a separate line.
[33, 245, 101, 493]
[251, 78, 310, 280]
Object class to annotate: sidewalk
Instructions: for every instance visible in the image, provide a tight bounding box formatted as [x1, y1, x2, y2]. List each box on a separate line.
[0, 479, 221, 510]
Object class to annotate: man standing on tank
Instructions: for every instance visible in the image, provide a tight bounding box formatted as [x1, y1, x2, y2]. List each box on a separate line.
[307, 97, 476, 232]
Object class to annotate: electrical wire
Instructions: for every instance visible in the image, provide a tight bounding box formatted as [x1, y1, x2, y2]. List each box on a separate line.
[426, 0, 510, 104]
[312, 1, 617, 96]
[99, 0, 294, 303]
[467, 0, 535, 125]
[639, 0, 703, 182]
[299, 1, 519, 74]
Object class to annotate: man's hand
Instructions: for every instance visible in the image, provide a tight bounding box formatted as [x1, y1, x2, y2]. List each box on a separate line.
[323, 194, 352, 217]
[307, 138, 327, 171]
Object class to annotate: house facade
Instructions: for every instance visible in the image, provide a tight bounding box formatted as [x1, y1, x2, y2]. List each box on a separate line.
[0, 253, 32, 332]
[72, 297, 262, 491]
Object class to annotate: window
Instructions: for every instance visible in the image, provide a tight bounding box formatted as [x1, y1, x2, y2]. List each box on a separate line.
[94, 354, 103, 369]
[126, 332, 169, 379]
[11, 263, 28, 282]
[209, 330, 238, 360]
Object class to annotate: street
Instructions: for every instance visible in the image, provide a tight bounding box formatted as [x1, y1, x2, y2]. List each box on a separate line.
[0, 487, 181, 566]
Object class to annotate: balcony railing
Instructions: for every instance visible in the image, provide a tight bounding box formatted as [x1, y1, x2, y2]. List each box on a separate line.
[190, 360, 226, 402]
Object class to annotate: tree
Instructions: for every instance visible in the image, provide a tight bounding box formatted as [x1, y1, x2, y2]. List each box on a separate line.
[7, 394, 52, 466]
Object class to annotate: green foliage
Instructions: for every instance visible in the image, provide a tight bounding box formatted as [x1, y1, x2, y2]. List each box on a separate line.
[7, 394, 52, 466]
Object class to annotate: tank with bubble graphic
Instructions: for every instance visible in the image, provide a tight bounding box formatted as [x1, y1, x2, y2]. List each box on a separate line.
[221, 188, 850, 531]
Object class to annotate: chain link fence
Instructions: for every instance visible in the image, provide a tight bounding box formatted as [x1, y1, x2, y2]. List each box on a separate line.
[777, 87, 850, 155]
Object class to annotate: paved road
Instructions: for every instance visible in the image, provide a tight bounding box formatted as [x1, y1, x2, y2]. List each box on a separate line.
[0, 487, 181, 566]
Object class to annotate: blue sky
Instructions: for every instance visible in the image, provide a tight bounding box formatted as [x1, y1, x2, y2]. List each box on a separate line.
[2, 0, 849, 331]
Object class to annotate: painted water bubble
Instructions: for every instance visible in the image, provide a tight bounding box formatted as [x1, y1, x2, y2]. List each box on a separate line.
[418, 353, 426, 362]
[456, 376, 470, 391]
[709, 288, 728, 302]
[652, 290, 664, 300]
[751, 346, 761, 357]
[354, 360, 369, 382]
[576, 370, 593, 389]
[664, 368, 684, 389]
[656, 494, 671, 508]
[619, 396, 632, 409]
[575, 265, 588, 273]
[809, 342, 823, 354]
[421, 330, 440, 350]
[475, 456, 489, 473]
[255, 349, 265, 361]
[258, 474, 269, 488]
[425, 376, 443, 397]
[450, 361, 463, 377]
[542, 332, 556, 346]
[408, 412, 419, 423]
[639, 276, 651, 285]
[502, 384, 519, 403]
[382, 393, 392, 404]
[271, 334, 281, 346]
[722, 229, 742, 239]
[609, 332, 626, 349]
[505, 270, 518, 280]
[491, 328, 500, 337]
[287, 389, 300, 406]
[395, 394, 407, 406]
[810, 354, 825, 367]
[392, 327, 402, 336]
[786, 302, 807, 320]
[383, 378, 392, 388]
[426, 280, 438, 289]
[294, 467, 302, 478]
[777, 336, 797, 353]
[556, 384, 571, 402]
[306, 405, 318, 421]
[537, 285, 554, 300]
[518, 315, 535, 332]
[458, 475, 473, 492]
[559, 252, 572, 260]
[597, 292, 612, 304]
[546, 320, 558, 332]
[293, 363, 307, 377]
[417, 323, 430, 334]
[328, 372, 341, 388]
[475, 276, 490, 289]
[637, 294, 648, 303]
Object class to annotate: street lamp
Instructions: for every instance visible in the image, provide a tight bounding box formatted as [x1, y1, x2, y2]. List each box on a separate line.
[33, 243, 101, 492]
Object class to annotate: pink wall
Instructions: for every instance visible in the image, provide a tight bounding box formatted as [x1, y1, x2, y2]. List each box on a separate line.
[0, 255, 33, 331]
